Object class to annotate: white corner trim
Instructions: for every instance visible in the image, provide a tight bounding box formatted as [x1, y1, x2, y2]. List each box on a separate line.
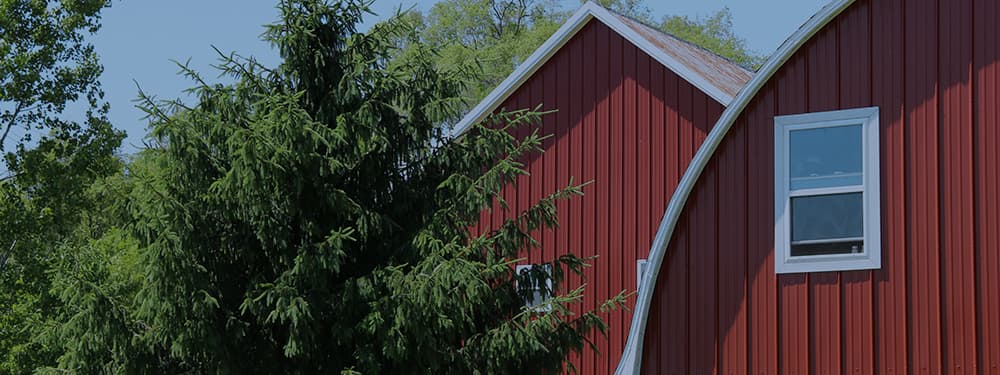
[613, 1, 857, 373]
[450, 1, 741, 138]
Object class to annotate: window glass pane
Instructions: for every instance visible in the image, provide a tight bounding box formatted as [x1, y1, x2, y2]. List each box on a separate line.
[791, 192, 863, 242]
[789, 125, 863, 190]
[791, 240, 864, 256]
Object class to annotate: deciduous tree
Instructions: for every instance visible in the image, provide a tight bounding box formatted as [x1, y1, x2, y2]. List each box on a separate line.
[660, 7, 765, 69]
[0, 0, 109, 153]
[0, 1, 122, 373]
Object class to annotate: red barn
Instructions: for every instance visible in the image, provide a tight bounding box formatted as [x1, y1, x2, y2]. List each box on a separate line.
[617, 0, 1000, 373]
[454, 2, 750, 374]
[467, 0, 1000, 373]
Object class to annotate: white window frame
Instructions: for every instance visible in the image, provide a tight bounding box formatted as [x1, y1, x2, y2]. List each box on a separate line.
[773, 106, 881, 274]
[515, 264, 552, 311]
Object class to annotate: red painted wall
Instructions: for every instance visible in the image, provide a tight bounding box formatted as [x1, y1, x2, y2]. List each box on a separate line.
[642, 0, 1000, 373]
[472, 19, 724, 374]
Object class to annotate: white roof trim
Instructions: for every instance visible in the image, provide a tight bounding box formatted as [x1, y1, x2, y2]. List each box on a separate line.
[614, 0, 857, 373]
[450, 1, 738, 137]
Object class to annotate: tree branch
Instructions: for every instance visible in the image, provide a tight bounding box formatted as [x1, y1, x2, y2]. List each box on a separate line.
[0, 240, 16, 275]
[0, 102, 25, 152]
[489, 1, 508, 40]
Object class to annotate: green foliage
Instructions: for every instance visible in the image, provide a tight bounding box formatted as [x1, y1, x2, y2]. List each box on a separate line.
[400, 0, 566, 107]
[660, 7, 765, 70]
[411, 0, 763, 111]
[0, 1, 123, 373]
[0, 0, 110, 153]
[587, 0, 651, 22]
[0, 121, 125, 374]
[39, 0, 623, 373]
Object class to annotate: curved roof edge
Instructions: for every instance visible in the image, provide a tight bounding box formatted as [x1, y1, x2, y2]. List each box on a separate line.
[450, 1, 750, 137]
[614, 0, 857, 373]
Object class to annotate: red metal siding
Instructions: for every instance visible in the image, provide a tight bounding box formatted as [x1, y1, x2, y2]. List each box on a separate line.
[975, 0, 1000, 372]
[643, 0, 1000, 373]
[479, 20, 724, 375]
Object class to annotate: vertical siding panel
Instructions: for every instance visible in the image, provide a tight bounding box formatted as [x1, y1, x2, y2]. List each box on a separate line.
[679, 80, 698, 374]
[566, 34, 584, 371]
[633, 52, 650, 373]
[665, 70, 681, 202]
[496, 96, 513, 237]
[705, 101, 723, 163]
[939, 0, 977, 373]
[871, 0, 908, 372]
[693, 93, 712, 147]
[806, 26, 841, 113]
[594, 23, 611, 373]
[555, 35, 571, 282]
[581, 23, 598, 374]
[607, 30, 624, 373]
[777, 53, 810, 375]
[679, 83, 695, 187]
[542, 54, 557, 271]
[539, 32, 560, 367]
[637, 46, 651, 280]
[511, 90, 526, 230]
[805, 25, 843, 375]
[665, 227, 690, 374]
[747, 87, 778, 375]
[649, 58, 664, 259]
[837, 3, 875, 374]
[642, 55, 664, 375]
[520, 73, 544, 266]
[905, 0, 942, 372]
[659, 81, 683, 375]
[528, 74, 544, 274]
[642, 300, 659, 374]
[621, 45, 638, 368]
[689, 162, 719, 375]
[509, 91, 525, 242]
[661, 71, 688, 374]
[718, 117, 748, 375]
[974, 0, 1000, 372]
[839, 3, 867, 369]
[553, 40, 568, 278]
[515, 75, 528, 252]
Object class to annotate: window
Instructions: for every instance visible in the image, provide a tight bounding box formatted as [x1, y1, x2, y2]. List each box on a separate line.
[774, 107, 881, 274]
[636, 259, 649, 292]
[515, 264, 552, 311]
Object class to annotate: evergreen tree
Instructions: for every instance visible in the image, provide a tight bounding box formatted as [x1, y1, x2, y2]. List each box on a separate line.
[47, 1, 622, 373]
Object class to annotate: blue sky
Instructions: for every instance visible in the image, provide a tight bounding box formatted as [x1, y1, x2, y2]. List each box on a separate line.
[91, 0, 828, 153]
